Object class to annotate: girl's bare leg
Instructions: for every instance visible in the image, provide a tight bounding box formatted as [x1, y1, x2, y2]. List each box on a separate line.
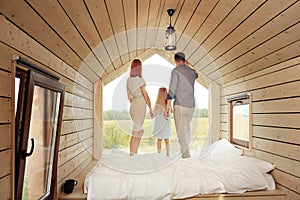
[157, 139, 162, 153]
[165, 139, 170, 156]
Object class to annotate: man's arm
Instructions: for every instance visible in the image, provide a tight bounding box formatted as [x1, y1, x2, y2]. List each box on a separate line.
[165, 99, 172, 118]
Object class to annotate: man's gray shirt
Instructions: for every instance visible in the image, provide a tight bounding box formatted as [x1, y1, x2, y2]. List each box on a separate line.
[167, 64, 198, 108]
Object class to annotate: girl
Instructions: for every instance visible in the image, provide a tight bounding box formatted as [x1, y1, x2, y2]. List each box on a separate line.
[152, 87, 172, 156]
[127, 59, 153, 156]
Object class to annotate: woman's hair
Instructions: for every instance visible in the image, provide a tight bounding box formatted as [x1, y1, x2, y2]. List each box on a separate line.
[130, 59, 142, 77]
[155, 87, 168, 108]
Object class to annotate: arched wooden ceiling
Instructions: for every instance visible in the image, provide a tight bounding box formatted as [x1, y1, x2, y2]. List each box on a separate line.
[1, 0, 299, 87]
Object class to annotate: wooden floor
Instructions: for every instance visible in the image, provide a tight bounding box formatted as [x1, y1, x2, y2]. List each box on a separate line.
[58, 161, 285, 200]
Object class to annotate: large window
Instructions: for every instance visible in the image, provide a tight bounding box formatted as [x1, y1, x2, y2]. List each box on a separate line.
[14, 58, 65, 200]
[228, 93, 252, 149]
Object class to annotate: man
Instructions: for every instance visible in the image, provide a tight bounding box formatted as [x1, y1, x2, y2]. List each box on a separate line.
[165, 52, 198, 158]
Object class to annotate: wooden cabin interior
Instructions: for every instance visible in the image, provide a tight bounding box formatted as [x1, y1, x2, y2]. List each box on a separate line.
[0, 0, 299, 199]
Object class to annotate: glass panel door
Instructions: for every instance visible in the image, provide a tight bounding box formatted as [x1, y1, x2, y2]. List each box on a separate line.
[21, 86, 61, 200]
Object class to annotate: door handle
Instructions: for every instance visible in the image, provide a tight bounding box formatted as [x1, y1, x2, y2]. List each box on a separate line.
[22, 138, 34, 158]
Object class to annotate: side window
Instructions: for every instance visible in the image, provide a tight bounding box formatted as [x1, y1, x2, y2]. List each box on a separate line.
[14, 57, 65, 200]
[227, 94, 252, 149]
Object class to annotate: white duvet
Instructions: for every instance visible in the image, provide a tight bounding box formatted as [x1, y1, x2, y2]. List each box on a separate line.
[84, 139, 274, 200]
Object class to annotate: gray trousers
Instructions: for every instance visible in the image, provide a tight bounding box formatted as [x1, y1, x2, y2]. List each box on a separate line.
[174, 105, 195, 158]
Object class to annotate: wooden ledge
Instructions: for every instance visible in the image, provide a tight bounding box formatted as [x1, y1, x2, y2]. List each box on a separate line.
[184, 189, 285, 200]
[58, 160, 98, 200]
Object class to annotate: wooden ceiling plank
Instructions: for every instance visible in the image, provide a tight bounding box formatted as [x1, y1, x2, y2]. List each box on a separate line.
[105, 0, 129, 65]
[219, 21, 300, 76]
[137, 0, 150, 53]
[187, 0, 239, 61]
[192, 0, 239, 45]
[224, 62, 300, 96]
[174, 0, 202, 47]
[219, 40, 300, 84]
[203, 0, 298, 75]
[178, 0, 218, 49]
[223, 56, 300, 89]
[84, 0, 118, 70]
[144, 0, 161, 50]
[195, 0, 266, 69]
[123, 0, 137, 59]
[0, 0, 97, 78]
[58, 0, 107, 76]
[208, 4, 300, 81]
[1, 2, 97, 82]
[177, 0, 218, 52]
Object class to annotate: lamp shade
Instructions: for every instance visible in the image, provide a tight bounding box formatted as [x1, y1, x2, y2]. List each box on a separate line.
[164, 26, 176, 51]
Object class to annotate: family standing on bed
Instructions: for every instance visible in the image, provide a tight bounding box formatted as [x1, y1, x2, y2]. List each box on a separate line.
[126, 52, 198, 158]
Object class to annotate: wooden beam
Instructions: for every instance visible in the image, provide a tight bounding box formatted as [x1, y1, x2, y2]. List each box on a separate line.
[93, 80, 103, 160]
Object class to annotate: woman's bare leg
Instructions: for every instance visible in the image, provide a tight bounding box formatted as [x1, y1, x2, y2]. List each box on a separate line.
[157, 139, 162, 153]
[130, 136, 136, 156]
[165, 139, 170, 156]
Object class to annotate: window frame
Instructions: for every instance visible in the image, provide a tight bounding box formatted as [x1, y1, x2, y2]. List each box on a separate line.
[227, 93, 252, 149]
[14, 59, 65, 200]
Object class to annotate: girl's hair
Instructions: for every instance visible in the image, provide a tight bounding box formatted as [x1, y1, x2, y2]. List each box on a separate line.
[130, 59, 142, 77]
[155, 87, 168, 107]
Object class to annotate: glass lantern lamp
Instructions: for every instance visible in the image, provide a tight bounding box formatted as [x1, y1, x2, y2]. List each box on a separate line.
[164, 9, 177, 51]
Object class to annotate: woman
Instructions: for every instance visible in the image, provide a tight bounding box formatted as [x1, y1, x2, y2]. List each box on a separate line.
[127, 59, 152, 156]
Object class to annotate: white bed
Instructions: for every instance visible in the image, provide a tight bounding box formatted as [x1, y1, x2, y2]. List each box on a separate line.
[84, 139, 275, 200]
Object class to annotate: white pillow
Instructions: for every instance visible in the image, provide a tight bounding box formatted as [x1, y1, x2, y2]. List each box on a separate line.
[199, 138, 242, 160]
[247, 157, 275, 174]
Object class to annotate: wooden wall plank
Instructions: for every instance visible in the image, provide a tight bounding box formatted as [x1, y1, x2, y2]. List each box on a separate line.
[0, 98, 11, 123]
[272, 170, 300, 195]
[61, 119, 93, 135]
[59, 128, 93, 151]
[58, 137, 93, 167]
[251, 149, 300, 178]
[253, 126, 300, 145]
[276, 184, 300, 200]
[253, 114, 300, 129]
[57, 155, 92, 188]
[0, 70, 11, 97]
[64, 92, 93, 110]
[0, 125, 11, 150]
[252, 81, 300, 102]
[253, 137, 300, 161]
[57, 150, 91, 181]
[252, 97, 300, 113]
[0, 150, 10, 178]
[0, 44, 12, 72]
[0, 175, 11, 200]
[62, 107, 93, 121]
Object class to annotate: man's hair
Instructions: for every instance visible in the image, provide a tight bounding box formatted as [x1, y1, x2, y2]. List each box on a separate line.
[174, 52, 186, 62]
